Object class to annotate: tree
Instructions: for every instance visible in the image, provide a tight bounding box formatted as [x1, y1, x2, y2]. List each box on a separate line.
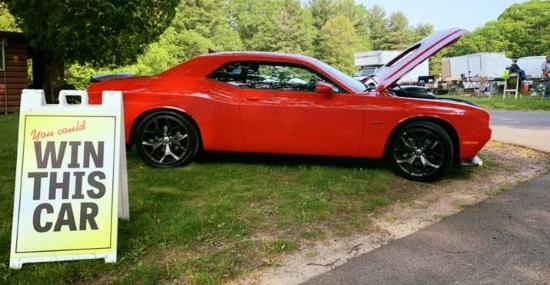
[366, 5, 387, 50]
[4, 0, 179, 102]
[309, 0, 372, 57]
[136, 27, 214, 75]
[170, 0, 242, 54]
[444, 1, 550, 59]
[377, 11, 415, 50]
[0, 2, 18, 31]
[444, 21, 522, 59]
[317, 14, 361, 74]
[228, 0, 281, 51]
[333, 0, 371, 51]
[133, 0, 243, 75]
[308, 0, 337, 31]
[412, 23, 434, 42]
[335, 0, 369, 38]
[497, 0, 550, 56]
[271, 0, 316, 55]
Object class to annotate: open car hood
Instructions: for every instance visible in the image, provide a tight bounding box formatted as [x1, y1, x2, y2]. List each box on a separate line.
[375, 28, 468, 92]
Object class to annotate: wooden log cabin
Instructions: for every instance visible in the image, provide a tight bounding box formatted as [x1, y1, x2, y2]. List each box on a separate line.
[0, 31, 28, 113]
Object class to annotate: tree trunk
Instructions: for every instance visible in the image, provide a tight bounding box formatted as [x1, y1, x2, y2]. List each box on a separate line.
[31, 49, 64, 103]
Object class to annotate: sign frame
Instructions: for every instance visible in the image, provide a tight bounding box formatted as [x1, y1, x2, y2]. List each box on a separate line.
[10, 89, 129, 269]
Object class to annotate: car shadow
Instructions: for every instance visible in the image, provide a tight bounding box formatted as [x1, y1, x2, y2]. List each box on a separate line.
[125, 149, 475, 182]
[195, 151, 386, 170]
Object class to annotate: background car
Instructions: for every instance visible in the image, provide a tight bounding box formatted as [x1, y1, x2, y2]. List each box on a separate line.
[87, 28, 491, 182]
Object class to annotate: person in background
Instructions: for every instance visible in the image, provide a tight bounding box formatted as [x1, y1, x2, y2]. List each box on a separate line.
[510, 59, 527, 81]
[543, 55, 550, 97]
[508, 59, 527, 94]
[501, 67, 510, 79]
[500, 60, 526, 94]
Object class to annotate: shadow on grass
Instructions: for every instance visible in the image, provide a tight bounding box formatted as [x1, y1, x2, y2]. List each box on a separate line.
[195, 151, 386, 170]
[125, 148, 477, 183]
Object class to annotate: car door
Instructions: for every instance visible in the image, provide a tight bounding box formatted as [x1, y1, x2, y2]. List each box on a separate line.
[238, 61, 365, 157]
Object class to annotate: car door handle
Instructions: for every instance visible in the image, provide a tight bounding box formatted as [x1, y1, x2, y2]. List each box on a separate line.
[246, 98, 259, 101]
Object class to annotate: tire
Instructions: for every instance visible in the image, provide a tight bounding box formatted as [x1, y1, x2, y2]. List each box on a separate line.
[388, 121, 453, 182]
[134, 111, 200, 167]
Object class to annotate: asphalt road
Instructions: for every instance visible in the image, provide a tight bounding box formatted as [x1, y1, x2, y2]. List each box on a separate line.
[489, 110, 550, 152]
[302, 110, 550, 285]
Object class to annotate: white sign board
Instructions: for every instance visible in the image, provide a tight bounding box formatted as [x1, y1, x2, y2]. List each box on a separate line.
[10, 89, 129, 269]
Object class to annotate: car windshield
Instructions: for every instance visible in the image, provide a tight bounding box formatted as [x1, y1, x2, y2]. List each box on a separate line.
[315, 59, 367, 93]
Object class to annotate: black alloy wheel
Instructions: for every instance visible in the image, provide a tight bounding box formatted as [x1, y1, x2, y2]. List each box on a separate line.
[389, 121, 453, 182]
[134, 111, 199, 167]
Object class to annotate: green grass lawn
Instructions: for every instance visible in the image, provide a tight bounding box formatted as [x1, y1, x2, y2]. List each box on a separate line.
[0, 103, 530, 284]
[440, 93, 550, 111]
[0, 112, 480, 284]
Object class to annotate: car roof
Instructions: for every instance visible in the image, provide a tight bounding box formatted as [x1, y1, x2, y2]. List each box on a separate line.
[191, 51, 322, 68]
[197, 51, 317, 61]
[159, 51, 321, 78]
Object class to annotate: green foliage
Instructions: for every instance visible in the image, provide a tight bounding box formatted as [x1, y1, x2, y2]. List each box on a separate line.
[132, 38, 178, 75]
[317, 15, 361, 74]
[109, 0, 244, 76]
[412, 23, 435, 42]
[336, 0, 370, 39]
[3, 0, 179, 102]
[378, 11, 415, 50]
[1, 0, 431, 84]
[0, 2, 19, 31]
[309, 0, 337, 31]
[310, 0, 372, 55]
[271, 0, 316, 55]
[4, 0, 547, 86]
[445, 0, 550, 58]
[498, 0, 550, 56]
[170, 0, 243, 53]
[367, 5, 388, 50]
[67, 63, 140, 89]
[335, 0, 372, 51]
[429, 53, 444, 77]
[228, 0, 281, 51]
[5, 0, 179, 66]
[440, 95, 550, 111]
[443, 20, 523, 58]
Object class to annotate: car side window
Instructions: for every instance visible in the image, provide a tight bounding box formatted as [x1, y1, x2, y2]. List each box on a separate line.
[209, 62, 250, 87]
[246, 63, 341, 93]
[209, 61, 342, 93]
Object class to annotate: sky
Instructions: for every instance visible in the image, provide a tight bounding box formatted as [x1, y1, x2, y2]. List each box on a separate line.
[357, 0, 527, 32]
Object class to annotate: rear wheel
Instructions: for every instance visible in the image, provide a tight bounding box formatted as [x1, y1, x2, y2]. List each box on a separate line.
[134, 111, 199, 167]
[388, 121, 453, 182]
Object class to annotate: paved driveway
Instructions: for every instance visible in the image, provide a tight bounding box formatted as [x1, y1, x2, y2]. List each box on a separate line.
[489, 110, 550, 152]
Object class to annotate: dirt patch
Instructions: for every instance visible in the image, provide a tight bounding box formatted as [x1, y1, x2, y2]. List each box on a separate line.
[230, 142, 550, 285]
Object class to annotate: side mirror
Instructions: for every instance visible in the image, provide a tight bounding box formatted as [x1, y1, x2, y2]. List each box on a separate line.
[315, 82, 334, 96]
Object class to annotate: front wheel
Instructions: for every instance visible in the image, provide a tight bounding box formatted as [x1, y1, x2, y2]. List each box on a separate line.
[388, 121, 454, 182]
[134, 111, 200, 167]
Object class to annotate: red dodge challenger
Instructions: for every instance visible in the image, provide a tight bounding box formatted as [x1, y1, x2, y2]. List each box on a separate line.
[87, 28, 491, 182]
